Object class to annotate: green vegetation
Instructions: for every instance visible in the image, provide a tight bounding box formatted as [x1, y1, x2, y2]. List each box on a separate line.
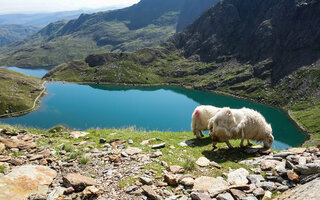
[80, 154, 91, 165]
[0, 68, 44, 116]
[0, 165, 5, 173]
[0, 24, 39, 47]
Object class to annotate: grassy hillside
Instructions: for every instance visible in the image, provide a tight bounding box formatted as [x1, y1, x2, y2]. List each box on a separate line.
[0, 24, 39, 47]
[0, 68, 44, 116]
[0, 0, 218, 67]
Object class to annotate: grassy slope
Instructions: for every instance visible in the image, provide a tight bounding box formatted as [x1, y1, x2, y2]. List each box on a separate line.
[0, 68, 43, 115]
[0, 24, 39, 47]
[43, 47, 320, 146]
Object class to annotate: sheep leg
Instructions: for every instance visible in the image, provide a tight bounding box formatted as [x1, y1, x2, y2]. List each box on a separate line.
[225, 140, 233, 149]
[240, 128, 244, 148]
[247, 139, 253, 146]
[200, 130, 204, 137]
[194, 130, 201, 139]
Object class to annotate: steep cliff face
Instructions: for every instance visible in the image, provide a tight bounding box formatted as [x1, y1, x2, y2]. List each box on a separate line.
[171, 0, 320, 82]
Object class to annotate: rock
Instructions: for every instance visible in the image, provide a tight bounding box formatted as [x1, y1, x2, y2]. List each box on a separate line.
[29, 154, 44, 161]
[164, 173, 178, 186]
[83, 186, 100, 198]
[125, 147, 142, 155]
[298, 157, 307, 165]
[242, 197, 258, 200]
[64, 187, 75, 195]
[273, 152, 294, 158]
[216, 192, 234, 200]
[141, 140, 150, 145]
[152, 143, 166, 149]
[0, 138, 35, 150]
[128, 139, 133, 144]
[227, 168, 249, 185]
[287, 148, 306, 154]
[287, 171, 299, 183]
[121, 151, 129, 157]
[210, 161, 222, 169]
[178, 140, 195, 147]
[261, 160, 281, 171]
[247, 175, 264, 186]
[196, 157, 210, 167]
[193, 176, 228, 196]
[261, 182, 276, 191]
[168, 165, 185, 174]
[155, 181, 167, 187]
[140, 176, 153, 185]
[277, 185, 289, 192]
[69, 131, 89, 139]
[180, 177, 195, 187]
[109, 155, 120, 163]
[152, 150, 162, 157]
[0, 165, 57, 200]
[47, 187, 66, 200]
[263, 191, 272, 200]
[99, 138, 106, 144]
[228, 185, 250, 190]
[63, 173, 97, 192]
[230, 189, 246, 200]
[126, 185, 138, 193]
[141, 185, 162, 200]
[0, 143, 5, 153]
[0, 155, 11, 162]
[244, 146, 263, 154]
[273, 178, 320, 200]
[295, 163, 320, 175]
[259, 149, 272, 155]
[110, 139, 126, 149]
[9, 158, 24, 166]
[161, 161, 168, 168]
[253, 188, 265, 198]
[190, 192, 211, 200]
[300, 173, 320, 184]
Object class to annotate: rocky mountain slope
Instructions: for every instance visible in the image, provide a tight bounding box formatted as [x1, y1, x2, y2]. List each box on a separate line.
[0, 124, 319, 200]
[43, 0, 320, 145]
[0, 24, 39, 47]
[0, 0, 218, 67]
[0, 68, 44, 116]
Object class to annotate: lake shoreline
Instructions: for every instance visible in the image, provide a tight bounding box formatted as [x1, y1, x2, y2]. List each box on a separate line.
[46, 79, 310, 146]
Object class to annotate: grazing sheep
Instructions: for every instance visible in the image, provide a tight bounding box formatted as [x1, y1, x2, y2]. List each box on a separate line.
[208, 107, 274, 149]
[191, 105, 220, 139]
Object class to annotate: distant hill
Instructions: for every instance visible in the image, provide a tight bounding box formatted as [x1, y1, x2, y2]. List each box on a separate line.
[0, 0, 218, 67]
[0, 24, 39, 47]
[0, 7, 121, 28]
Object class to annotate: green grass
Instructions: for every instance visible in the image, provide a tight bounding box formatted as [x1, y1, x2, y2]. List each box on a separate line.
[63, 144, 74, 152]
[80, 155, 91, 165]
[0, 165, 5, 173]
[0, 68, 43, 115]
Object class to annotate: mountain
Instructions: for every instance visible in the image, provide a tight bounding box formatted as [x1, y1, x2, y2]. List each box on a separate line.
[0, 68, 43, 116]
[0, 0, 218, 67]
[0, 7, 121, 28]
[0, 24, 39, 47]
[43, 0, 320, 139]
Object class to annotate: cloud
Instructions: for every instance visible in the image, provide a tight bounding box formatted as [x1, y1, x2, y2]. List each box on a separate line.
[0, 0, 140, 14]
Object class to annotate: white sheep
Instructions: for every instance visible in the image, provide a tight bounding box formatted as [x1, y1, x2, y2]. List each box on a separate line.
[208, 107, 274, 149]
[191, 105, 220, 139]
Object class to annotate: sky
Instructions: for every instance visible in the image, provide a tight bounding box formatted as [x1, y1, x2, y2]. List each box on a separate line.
[0, 0, 141, 14]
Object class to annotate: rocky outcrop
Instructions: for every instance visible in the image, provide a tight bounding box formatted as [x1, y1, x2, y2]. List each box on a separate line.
[171, 0, 320, 82]
[0, 165, 57, 200]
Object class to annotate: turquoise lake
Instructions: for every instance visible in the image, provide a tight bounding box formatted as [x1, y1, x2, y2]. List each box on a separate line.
[0, 67, 307, 150]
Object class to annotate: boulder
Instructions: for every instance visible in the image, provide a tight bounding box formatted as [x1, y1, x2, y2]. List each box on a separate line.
[125, 147, 142, 155]
[273, 178, 320, 200]
[193, 176, 229, 196]
[227, 168, 249, 185]
[196, 157, 210, 167]
[261, 160, 281, 171]
[168, 165, 185, 174]
[164, 173, 178, 186]
[287, 171, 299, 183]
[141, 185, 162, 200]
[180, 177, 195, 187]
[295, 163, 320, 175]
[0, 165, 57, 200]
[63, 173, 97, 192]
